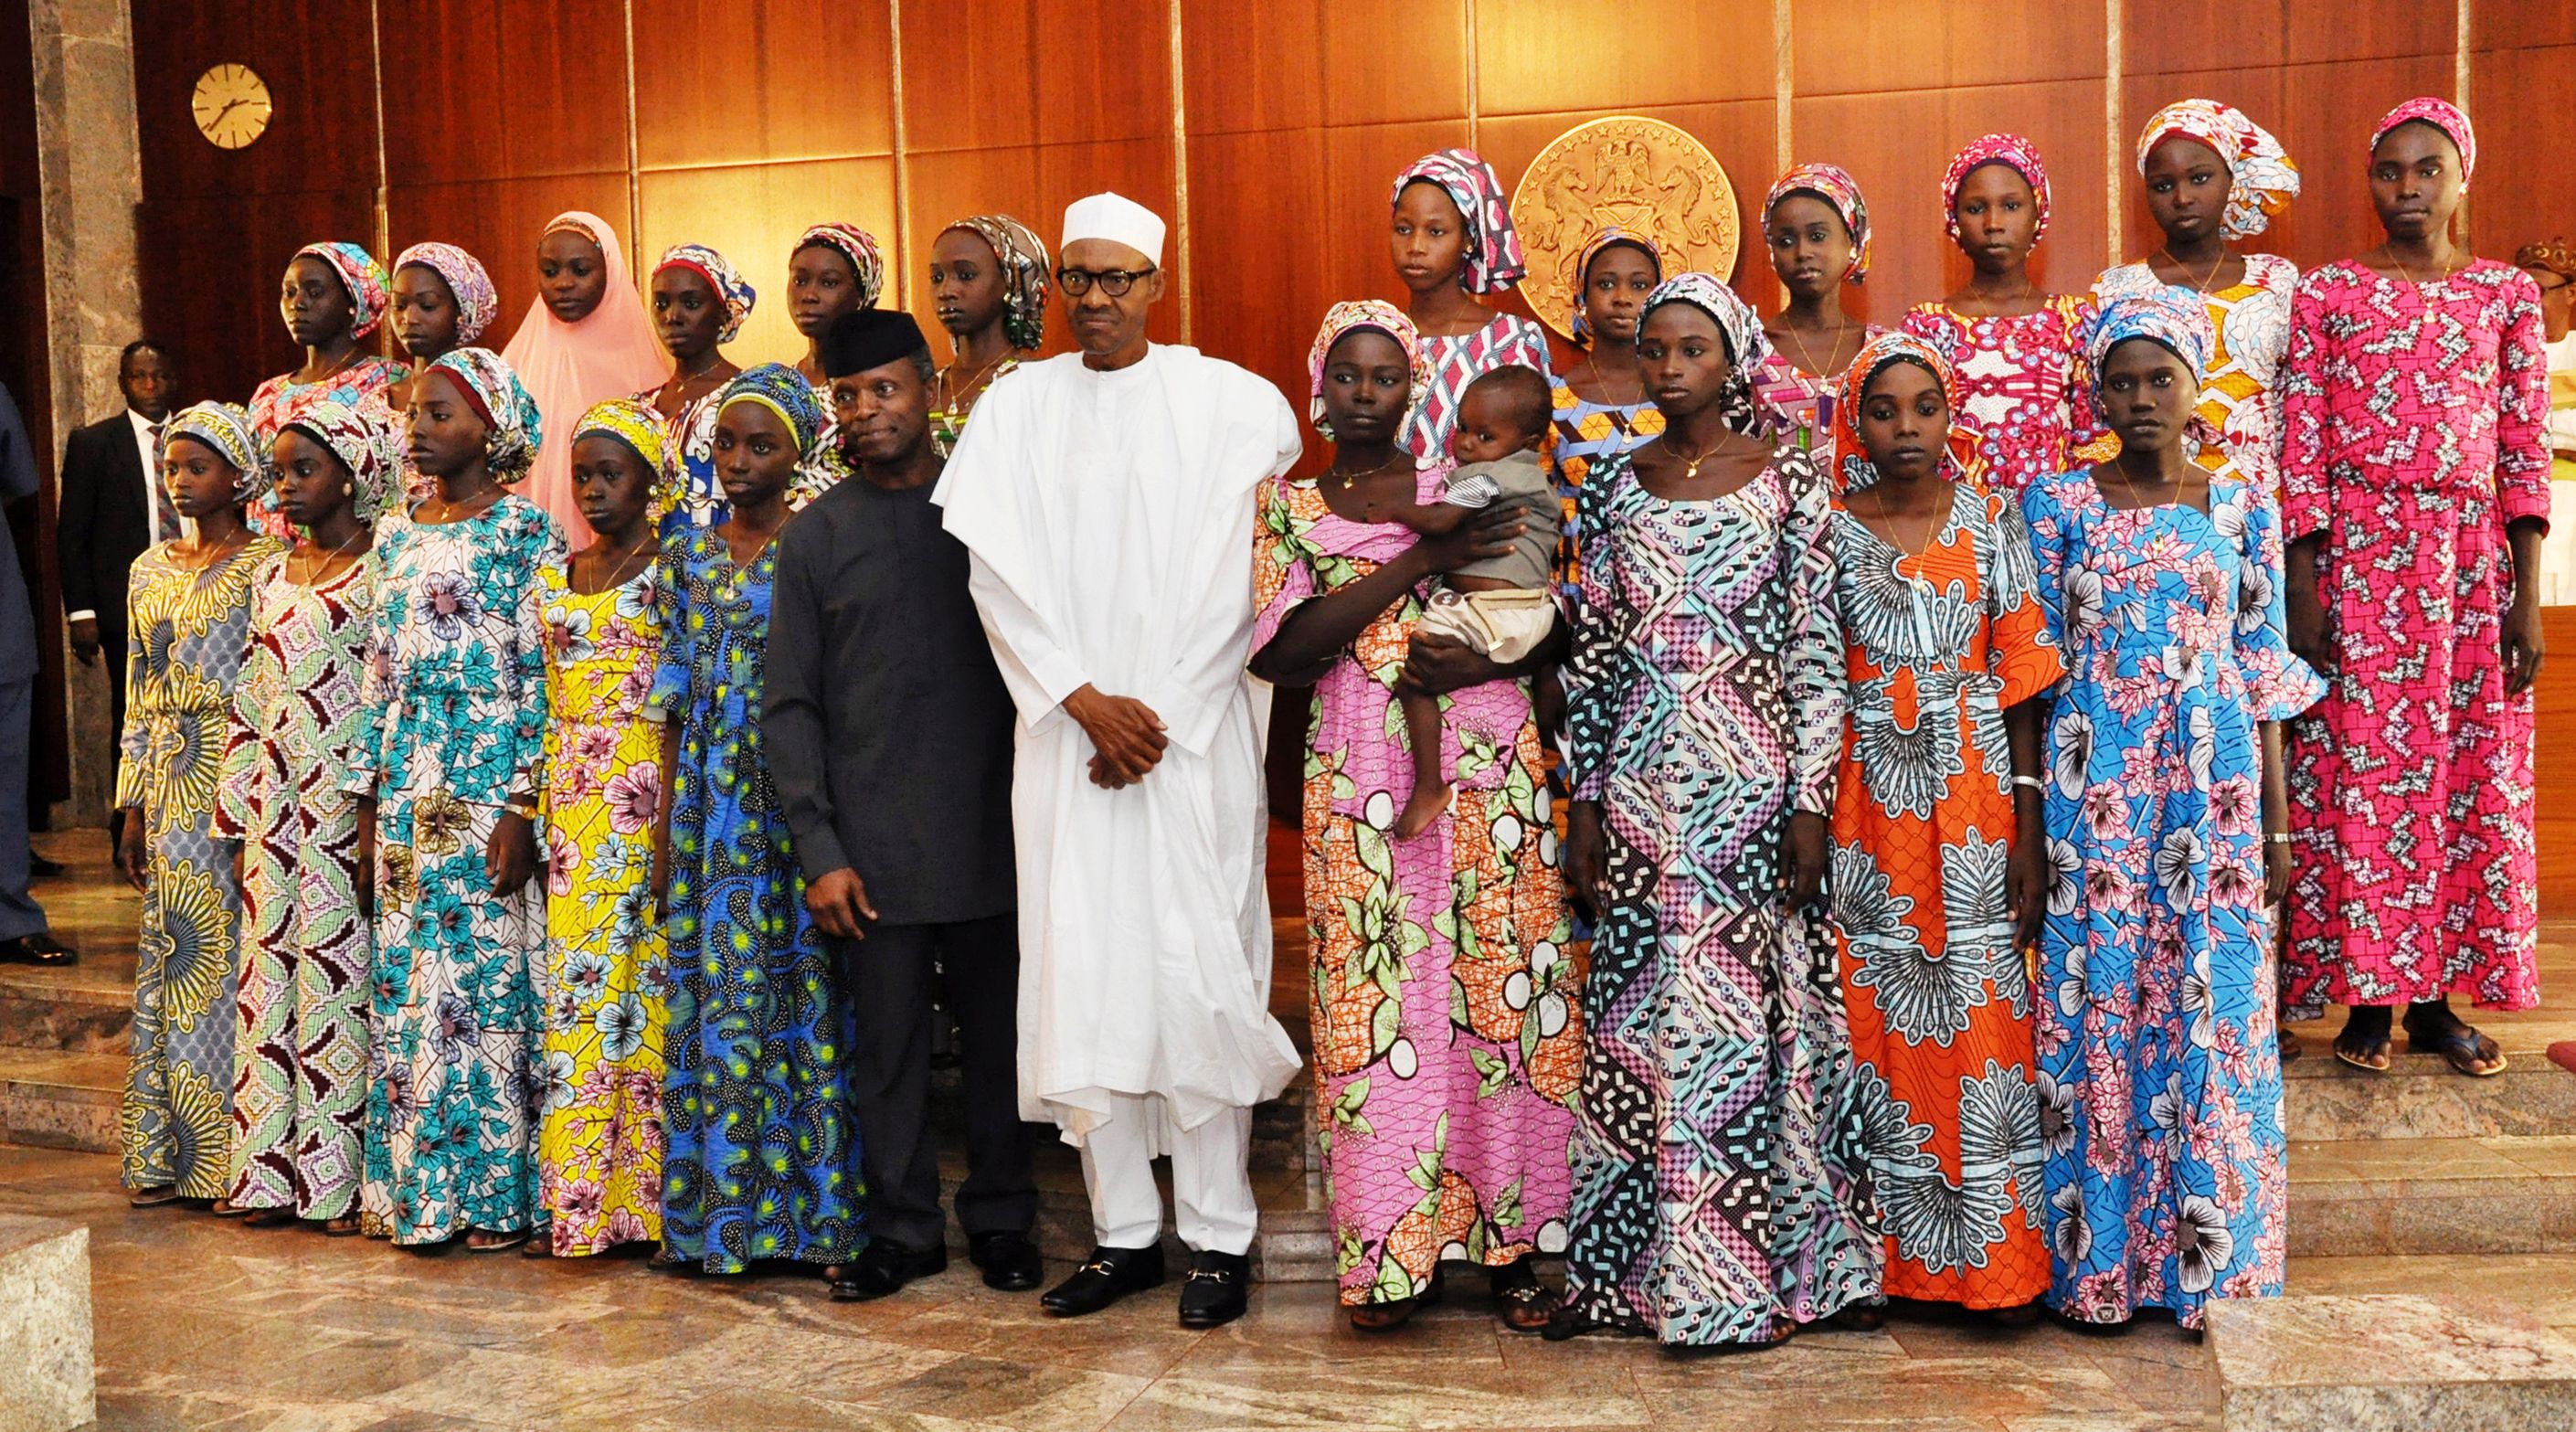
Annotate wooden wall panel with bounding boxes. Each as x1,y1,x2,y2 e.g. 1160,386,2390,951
2125,2,2454,73
633,0,896,167
1179,0,1467,134
2475,0,2576,48
135,190,382,404
381,0,629,183
1793,80,2109,323
1795,0,2104,95
898,0,1170,153
132,0,378,202
635,157,901,370
385,174,637,356
1477,1,1773,111
2469,46,2576,263
2534,606,2576,916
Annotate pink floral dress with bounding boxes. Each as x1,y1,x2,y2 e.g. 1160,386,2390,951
2276,260,2550,1014
1903,297,2115,492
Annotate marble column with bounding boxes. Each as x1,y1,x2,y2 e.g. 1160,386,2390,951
27,0,142,831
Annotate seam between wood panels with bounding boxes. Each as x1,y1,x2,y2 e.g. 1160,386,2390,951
890,0,912,313
2106,0,2124,269
368,0,388,264
1169,0,1192,343
1776,0,1793,175
624,0,641,258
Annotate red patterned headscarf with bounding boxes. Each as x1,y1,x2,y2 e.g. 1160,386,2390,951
1391,148,1529,295
1829,333,1983,495
1942,133,2051,246
1569,227,1662,345
1306,299,1431,439
1765,163,1872,282
2371,96,2476,191
2136,99,2300,241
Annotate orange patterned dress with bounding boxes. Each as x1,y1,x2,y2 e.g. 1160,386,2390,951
1253,465,1580,1308
1826,480,2062,1309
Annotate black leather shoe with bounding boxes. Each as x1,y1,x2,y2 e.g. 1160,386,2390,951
970,1229,1044,1292
1040,1243,1164,1316
27,854,63,878
1176,1250,1251,1328
828,1238,948,1301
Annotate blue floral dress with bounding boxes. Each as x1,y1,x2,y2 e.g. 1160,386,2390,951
353,498,565,1244
2020,469,2322,1329
652,525,864,1272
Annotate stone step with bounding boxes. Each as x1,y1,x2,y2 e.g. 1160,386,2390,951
0,1212,94,1432
0,957,133,1055
0,1049,119,1155
2210,1293,2576,1430
2288,1135,2576,1258
2285,1030,2576,1142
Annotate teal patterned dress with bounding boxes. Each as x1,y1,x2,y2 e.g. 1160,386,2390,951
652,524,864,1272
352,498,565,1243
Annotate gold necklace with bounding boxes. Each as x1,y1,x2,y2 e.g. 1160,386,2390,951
175,533,249,574
1871,484,1946,560
939,351,1012,414
2159,246,2229,294
1664,429,1738,483
2385,245,2455,286
1781,321,1854,379
1323,452,1409,486
1574,355,1640,404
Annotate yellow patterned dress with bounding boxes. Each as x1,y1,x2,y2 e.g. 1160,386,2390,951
117,536,288,1196
533,562,669,1254
2094,255,2299,493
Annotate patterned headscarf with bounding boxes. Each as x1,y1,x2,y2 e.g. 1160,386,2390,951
1829,333,1983,495
716,362,824,459
653,243,756,344
795,223,887,310
2515,237,2576,285
161,401,272,505
277,397,404,525
571,397,674,522
1639,272,1774,435
2084,290,2223,451
1392,148,1529,295
2135,99,2301,241
1569,227,1663,345
1306,300,1433,440
941,215,1052,352
1765,163,1873,282
425,347,544,482
2372,96,2477,190
291,241,393,339
392,241,500,345
1942,133,2051,245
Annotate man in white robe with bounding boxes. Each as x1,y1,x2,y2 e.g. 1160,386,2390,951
934,191,1301,1328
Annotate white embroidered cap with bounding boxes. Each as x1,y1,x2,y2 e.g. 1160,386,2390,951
1060,191,1166,268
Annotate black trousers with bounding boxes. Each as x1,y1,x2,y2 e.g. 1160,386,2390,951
101,621,126,843
832,912,1036,1253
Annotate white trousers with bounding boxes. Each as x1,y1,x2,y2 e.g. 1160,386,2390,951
1076,1094,1257,1256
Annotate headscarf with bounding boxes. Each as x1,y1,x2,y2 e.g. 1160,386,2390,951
1828,333,1983,495
502,212,668,537
794,223,887,310
1639,272,1773,434
570,397,673,522
2135,99,2301,241
2372,96,2476,189
1942,133,2051,245
1306,300,1433,439
1568,227,1663,345
716,362,823,459
940,215,1052,352
277,397,404,525
161,401,271,504
2515,237,2576,285
391,241,500,345
425,347,543,483
654,243,756,344
1391,148,1529,295
2083,290,2223,451
1765,164,1873,282
291,241,393,339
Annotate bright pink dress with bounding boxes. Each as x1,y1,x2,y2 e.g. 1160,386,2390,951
1901,297,2113,492
1253,461,1578,1308
2278,259,2549,1013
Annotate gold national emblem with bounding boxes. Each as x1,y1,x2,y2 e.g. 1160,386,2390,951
1510,116,1739,342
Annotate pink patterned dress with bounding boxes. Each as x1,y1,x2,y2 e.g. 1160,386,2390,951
1403,313,1553,460
1747,330,1883,453
1902,297,2114,492
249,358,410,537
2277,260,2550,1014
1253,462,1578,1308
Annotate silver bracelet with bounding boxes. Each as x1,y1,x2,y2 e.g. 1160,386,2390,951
2010,775,2045,790
2263,833,2293,845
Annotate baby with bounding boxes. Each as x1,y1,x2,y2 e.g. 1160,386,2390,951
1391,364,1562,840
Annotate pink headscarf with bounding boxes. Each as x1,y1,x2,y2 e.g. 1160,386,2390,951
499,211,668,538
2371,97,2477,190
1943,133,2051,245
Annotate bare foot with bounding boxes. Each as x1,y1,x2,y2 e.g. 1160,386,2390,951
1394,780,1450,841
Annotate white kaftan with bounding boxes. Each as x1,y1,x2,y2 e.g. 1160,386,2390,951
935,345,1303,1149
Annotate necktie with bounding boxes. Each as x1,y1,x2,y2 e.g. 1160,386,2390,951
147,423,179,542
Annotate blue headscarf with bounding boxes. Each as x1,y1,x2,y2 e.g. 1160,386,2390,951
716,362,824,459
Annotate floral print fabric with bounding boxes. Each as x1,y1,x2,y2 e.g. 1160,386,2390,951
1829,483,2061,1309
652,526,864,1272
2094,259,2300,493
1253,465,1579,1309
2277,260,2549,1013
1559,452,1878,1345
354,499,563,1243
535,565,670,1255
2021,468,2321,1329
118,537,285,1197
216,553,377,1218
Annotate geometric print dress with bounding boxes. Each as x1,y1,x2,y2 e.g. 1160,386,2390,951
216,551,379,1219
1828,483,2062,1310
352,499,565,1243
1560,451,1878,1345
117,536,286,1197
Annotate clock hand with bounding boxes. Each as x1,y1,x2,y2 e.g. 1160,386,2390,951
207,96,242,124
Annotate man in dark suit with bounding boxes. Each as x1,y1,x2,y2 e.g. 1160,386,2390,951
0,381,67,963
56,340,178,851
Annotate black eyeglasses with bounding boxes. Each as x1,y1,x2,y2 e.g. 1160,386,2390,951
1055,265,1156,297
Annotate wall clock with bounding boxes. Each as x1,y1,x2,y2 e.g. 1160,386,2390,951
191,63,272,150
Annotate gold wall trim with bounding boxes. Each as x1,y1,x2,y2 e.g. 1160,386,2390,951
1168,0,1193,343
2105,0,2125,268
367,0,389,261
623,0,642,252
889,0,913,313
1462,0,1479,150
1774,0,1793,175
